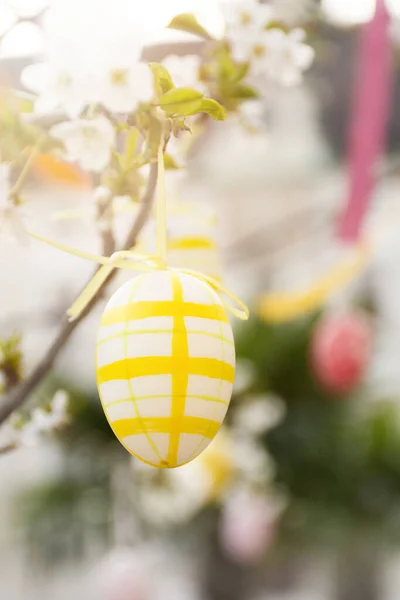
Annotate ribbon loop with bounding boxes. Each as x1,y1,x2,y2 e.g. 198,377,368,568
28,231,250,322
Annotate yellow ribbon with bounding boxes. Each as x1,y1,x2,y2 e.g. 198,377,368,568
257,241,370,323
28,230,249,321
28,142,249,322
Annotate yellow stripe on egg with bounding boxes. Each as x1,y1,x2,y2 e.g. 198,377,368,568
96,270,235,469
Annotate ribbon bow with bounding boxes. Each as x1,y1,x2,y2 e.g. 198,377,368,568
28,144,249,322
28,231,249,321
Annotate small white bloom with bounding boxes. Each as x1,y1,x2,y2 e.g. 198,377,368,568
251,28,315,86
50,390,69,425
239,100,266,132
234,358,256,394
234,394,286,434
50,117,116,172
0,421,19,449
94,185,112,206
134,459,211,527
162,55,203,91
20,390,69,447
96,57,153,114
222,0,273,61
233,435,275,484
21,60,91,119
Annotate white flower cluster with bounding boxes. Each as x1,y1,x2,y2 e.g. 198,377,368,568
21,0,153,173
21,0,152,119
0,390,69,451
221,0,315,86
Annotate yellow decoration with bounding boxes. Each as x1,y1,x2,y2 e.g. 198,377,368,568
96,270,235,468
257,242,370,323
29,136,248,468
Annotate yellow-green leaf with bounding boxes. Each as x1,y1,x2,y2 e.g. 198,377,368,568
231,84,259,99
149,62,175,95
159,87,204,116
194,98,227,121
168,13,214,40
232,62,250,84
164,154,181,169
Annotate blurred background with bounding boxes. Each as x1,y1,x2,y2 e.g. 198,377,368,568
2,0,400,598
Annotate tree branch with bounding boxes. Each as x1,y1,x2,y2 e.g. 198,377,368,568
0,161,158,425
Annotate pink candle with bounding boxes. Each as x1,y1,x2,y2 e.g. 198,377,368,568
338,0,392,242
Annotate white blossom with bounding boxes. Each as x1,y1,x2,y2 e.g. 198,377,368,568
50,117,116,172
237,100,266,132
134,458,211,527
221,0,273,61
234,358,256,394
20,390,69,447
21,60,91,119
234,394,286,434
251,28,315,86
162,54,204,90
92,45,153,113
21,0,152,117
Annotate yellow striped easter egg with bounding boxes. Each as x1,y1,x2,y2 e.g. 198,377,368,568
96,270,235,468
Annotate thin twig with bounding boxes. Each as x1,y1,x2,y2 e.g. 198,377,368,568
9,143,41,201
96,191,116,256
0,161,158,425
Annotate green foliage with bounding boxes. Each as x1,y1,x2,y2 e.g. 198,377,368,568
230,84,259,100
192,98,227,121
236,313,400,547
164,153,181,169
149,62,175,96
159,87,227,121
0,333,23,391
168,13,214,40
159,87,205,116
202,46,258,111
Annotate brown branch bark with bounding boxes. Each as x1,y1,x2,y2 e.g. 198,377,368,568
0,161,158,425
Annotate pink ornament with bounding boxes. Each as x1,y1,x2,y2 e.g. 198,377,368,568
311,312,372,394
220,492,277,565
95,549,150,600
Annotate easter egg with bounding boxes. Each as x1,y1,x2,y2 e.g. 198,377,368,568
140,201,223,281
311,311,372,394
96,270,235,468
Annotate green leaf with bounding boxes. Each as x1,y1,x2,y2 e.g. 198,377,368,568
194,98,227,121
159,87,204,116
232,62,250,84
231,84,259,99
164,154,181,169
168,13,214,40
149,62,175,95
